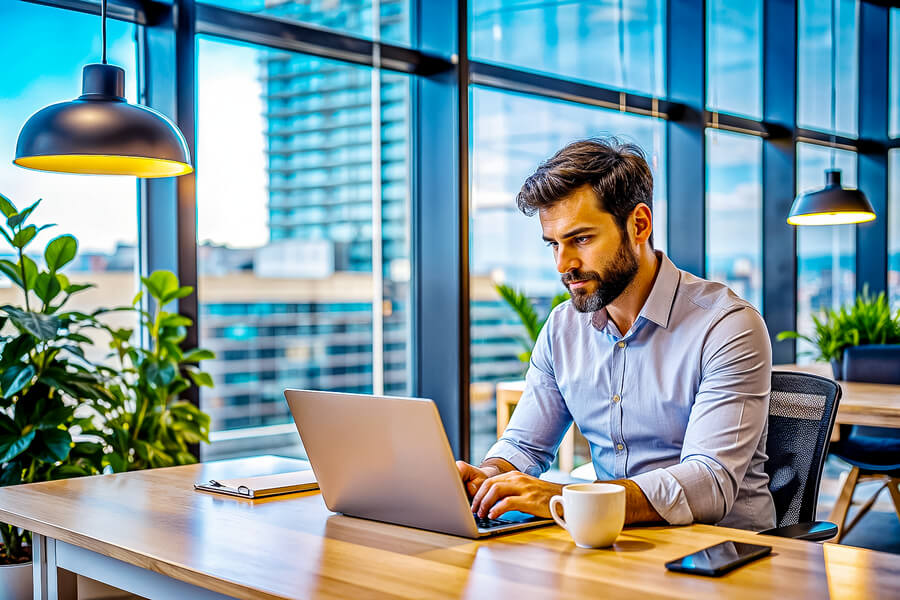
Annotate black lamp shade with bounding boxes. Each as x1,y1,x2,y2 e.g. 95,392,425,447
14,64,192,178
787,169,875,226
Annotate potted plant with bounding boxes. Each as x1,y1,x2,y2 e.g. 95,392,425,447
494,283,569,366
777,288,900,379
0,194,114,595
80,270,214,471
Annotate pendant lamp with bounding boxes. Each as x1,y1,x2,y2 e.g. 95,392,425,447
13,0,192,178
787,169,875,225
787,0,873,227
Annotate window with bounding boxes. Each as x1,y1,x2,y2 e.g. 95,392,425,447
706,0,762,119
0,1,139,365
201,0,413,46
890,149,900,306
197,36,411,458
797,0,859,137
705,129,762,310
468,86,666,461
795,142,858,361
469,0,665,96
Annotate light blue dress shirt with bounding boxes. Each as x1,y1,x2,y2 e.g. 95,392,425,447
486,252,776,531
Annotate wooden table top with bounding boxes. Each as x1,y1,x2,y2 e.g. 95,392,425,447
496,363,900,429
0,456,898,599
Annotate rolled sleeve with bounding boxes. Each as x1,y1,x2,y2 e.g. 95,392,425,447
632,306,771,525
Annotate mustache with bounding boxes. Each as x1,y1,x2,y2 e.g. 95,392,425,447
561,269,601,284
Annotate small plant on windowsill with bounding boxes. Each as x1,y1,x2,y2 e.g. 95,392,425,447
80,270,215,472
494,283,570,367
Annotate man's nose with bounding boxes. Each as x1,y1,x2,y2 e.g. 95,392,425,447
556,246,580,274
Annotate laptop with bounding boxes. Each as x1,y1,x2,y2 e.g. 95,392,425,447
284,389,554,538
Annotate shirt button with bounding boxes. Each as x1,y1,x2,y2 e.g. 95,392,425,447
617,341,626,348
612,394,620,403
616,443,625,451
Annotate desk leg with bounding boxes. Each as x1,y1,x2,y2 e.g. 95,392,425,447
32,533,56,600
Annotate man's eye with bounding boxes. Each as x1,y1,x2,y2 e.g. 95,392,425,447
545,241,558,248
575,236,591,244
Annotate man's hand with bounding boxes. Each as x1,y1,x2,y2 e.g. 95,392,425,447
470,471,564,519
456,461,499,499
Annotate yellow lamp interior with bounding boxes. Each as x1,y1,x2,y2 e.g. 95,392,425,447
14,155,193,178
787,211,876,226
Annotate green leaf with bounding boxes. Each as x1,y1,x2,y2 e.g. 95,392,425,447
0,334,35,366
132,290,143,306
144,360,177,387
142,270,179,302
34,272,62,305
34,404,75,430
2,306,60,340
103,452,128,473
0,193,18,218
0,364,35,397
160,285,194,306
64,283,93,295
44,234,77,272
7,199,40,229
157,312,192,329
0,430,35,463
186,369,214,388
0,259,22,287
19,255,38,291
33,428,72,462
181,348,215,362
11,224,37,249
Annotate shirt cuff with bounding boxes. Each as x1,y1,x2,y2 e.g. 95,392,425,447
483,439,543,477
630,468,695,525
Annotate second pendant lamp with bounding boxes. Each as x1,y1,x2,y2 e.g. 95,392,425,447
13,0,192,178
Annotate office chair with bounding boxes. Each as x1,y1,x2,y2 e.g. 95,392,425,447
758,370,841,542
827,346,900,543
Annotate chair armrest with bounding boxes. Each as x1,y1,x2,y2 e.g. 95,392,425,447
757,520,837,542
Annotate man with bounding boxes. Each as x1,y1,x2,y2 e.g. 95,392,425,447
458,138,775,531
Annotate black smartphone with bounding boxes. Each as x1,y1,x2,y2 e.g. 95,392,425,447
665,540,772,577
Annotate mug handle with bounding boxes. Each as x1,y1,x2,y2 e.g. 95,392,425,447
549,495,566,530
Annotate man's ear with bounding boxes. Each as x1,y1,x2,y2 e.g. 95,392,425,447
631,203,653,244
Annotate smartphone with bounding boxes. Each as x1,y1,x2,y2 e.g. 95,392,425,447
665,540,772,577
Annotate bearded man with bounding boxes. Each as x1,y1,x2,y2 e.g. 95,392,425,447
457,138,775,531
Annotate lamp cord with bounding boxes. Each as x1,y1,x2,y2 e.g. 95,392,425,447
829,0,837,169
101,0,107,64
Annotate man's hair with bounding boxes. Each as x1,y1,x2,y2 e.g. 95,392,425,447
516,138,654,246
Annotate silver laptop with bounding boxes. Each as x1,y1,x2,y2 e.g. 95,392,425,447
284,389,553,538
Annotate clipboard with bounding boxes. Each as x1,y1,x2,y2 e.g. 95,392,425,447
194,469,318,498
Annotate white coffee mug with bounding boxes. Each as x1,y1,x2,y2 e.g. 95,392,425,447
549,483,626,548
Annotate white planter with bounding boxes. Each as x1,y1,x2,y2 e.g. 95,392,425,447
0,561,32,600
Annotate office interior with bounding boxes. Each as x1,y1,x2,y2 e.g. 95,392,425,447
1,0,900,598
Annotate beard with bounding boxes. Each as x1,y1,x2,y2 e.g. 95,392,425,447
561,240,639,313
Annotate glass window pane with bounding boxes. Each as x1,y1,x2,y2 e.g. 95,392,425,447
706,0,762,119
797,0,859,137
469,86,666,462
705,129,762,310
202,0,413,47
0,2,138,365
891,9,899,138
890,149,900,305
470,0,665,96
795,142,858,362
197,36,411,459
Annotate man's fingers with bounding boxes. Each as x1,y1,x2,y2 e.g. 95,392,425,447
475,481,516,517
487,497,518,519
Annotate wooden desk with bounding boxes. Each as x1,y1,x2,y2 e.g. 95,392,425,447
1,456,898,599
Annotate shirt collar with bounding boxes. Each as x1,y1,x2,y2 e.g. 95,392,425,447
590,251,680,333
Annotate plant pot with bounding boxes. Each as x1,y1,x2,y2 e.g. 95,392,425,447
842,345,900,384
830,358,842,381
0,560,32,600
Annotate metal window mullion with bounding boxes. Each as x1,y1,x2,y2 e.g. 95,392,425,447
371,3,384,396
762,0,798,364
855,2,890,297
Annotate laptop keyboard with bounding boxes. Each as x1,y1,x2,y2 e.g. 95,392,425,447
474,515,510,529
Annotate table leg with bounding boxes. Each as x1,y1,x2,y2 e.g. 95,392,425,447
32,533,57,600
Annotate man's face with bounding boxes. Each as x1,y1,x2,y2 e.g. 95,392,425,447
539,186,639,313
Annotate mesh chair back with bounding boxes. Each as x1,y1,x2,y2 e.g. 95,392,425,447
765,371,841,527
